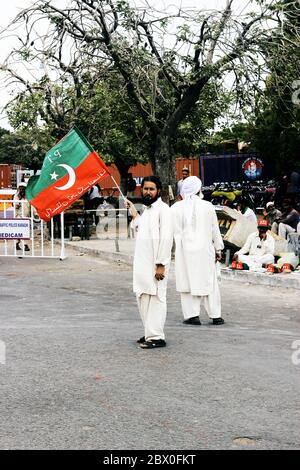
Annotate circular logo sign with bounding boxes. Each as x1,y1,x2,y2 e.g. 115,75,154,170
242,157,263,180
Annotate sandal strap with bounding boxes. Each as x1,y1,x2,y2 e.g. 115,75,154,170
140,341,155,349
140,339,166,349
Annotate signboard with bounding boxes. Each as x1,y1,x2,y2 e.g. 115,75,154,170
242,157,264,180
0,218,31,240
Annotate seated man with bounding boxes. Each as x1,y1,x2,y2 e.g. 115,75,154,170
272,198,300,239
232,219,275,270
263,201,282,230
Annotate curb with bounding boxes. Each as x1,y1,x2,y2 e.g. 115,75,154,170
65,241,300,290
221,267,300,290
64,241,133,265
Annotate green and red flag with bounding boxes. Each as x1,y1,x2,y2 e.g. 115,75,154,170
26,127,110,221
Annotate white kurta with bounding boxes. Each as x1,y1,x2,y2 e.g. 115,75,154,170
235,231,275,257
235,231,275,269
132,197,173,300
171,198,224,296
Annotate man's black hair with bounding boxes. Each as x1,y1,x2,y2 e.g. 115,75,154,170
239,196,250,207
141,176,162,191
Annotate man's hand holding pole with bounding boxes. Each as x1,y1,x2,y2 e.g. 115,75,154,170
125,199,139,219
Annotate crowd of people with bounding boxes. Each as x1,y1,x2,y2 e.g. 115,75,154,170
221,170,300,273
264,199,300,238
231,197,300,272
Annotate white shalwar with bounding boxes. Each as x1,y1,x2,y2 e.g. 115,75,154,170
132,198,173,341
235,231,275,270
171,198,224,320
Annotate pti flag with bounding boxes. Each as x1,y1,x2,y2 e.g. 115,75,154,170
26,127,110,221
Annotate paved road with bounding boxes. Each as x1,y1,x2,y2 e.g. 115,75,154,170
0,249,299,450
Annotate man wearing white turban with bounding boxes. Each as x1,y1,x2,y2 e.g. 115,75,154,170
171,176,225,325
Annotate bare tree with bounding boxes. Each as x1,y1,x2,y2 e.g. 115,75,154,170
0,38,103,138
1,0,286,197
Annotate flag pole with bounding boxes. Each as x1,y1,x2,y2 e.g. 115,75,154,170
110,175,127,201
109,175,126,248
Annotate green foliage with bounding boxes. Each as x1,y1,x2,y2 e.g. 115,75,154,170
7,92,44,129
0,127,54,169
4,68,231,174
201,0,300,174
5,71,152,172
175,82,232,156
248,0,300,173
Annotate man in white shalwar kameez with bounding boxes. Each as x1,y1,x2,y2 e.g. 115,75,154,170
233,219,275,270
171,176,225,325
126,176,173,349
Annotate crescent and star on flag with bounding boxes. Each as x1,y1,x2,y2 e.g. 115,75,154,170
50,164,76,191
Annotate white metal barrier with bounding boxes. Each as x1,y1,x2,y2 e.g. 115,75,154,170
0,199,66,259
88,206,142,237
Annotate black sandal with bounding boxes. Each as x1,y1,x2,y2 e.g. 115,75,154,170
212,317,225,325
136,336,145,344
140,339,166,349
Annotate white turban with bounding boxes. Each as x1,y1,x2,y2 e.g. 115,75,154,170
180,176,202,198
180,176,203,225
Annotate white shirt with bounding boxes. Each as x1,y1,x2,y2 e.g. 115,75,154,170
242,207,257,224
236,231,275,257
171,197,224,296
131,198,173,299
176,179,185,196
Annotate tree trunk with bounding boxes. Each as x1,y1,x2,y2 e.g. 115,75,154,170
114,159,130,196
153,133,176,205
119,172,128,196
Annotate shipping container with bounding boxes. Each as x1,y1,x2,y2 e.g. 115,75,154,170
0,164,23,189
0,165,12,189
199,153,274,186
176,158,199,179
99,162,152,196
100,158,199,196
